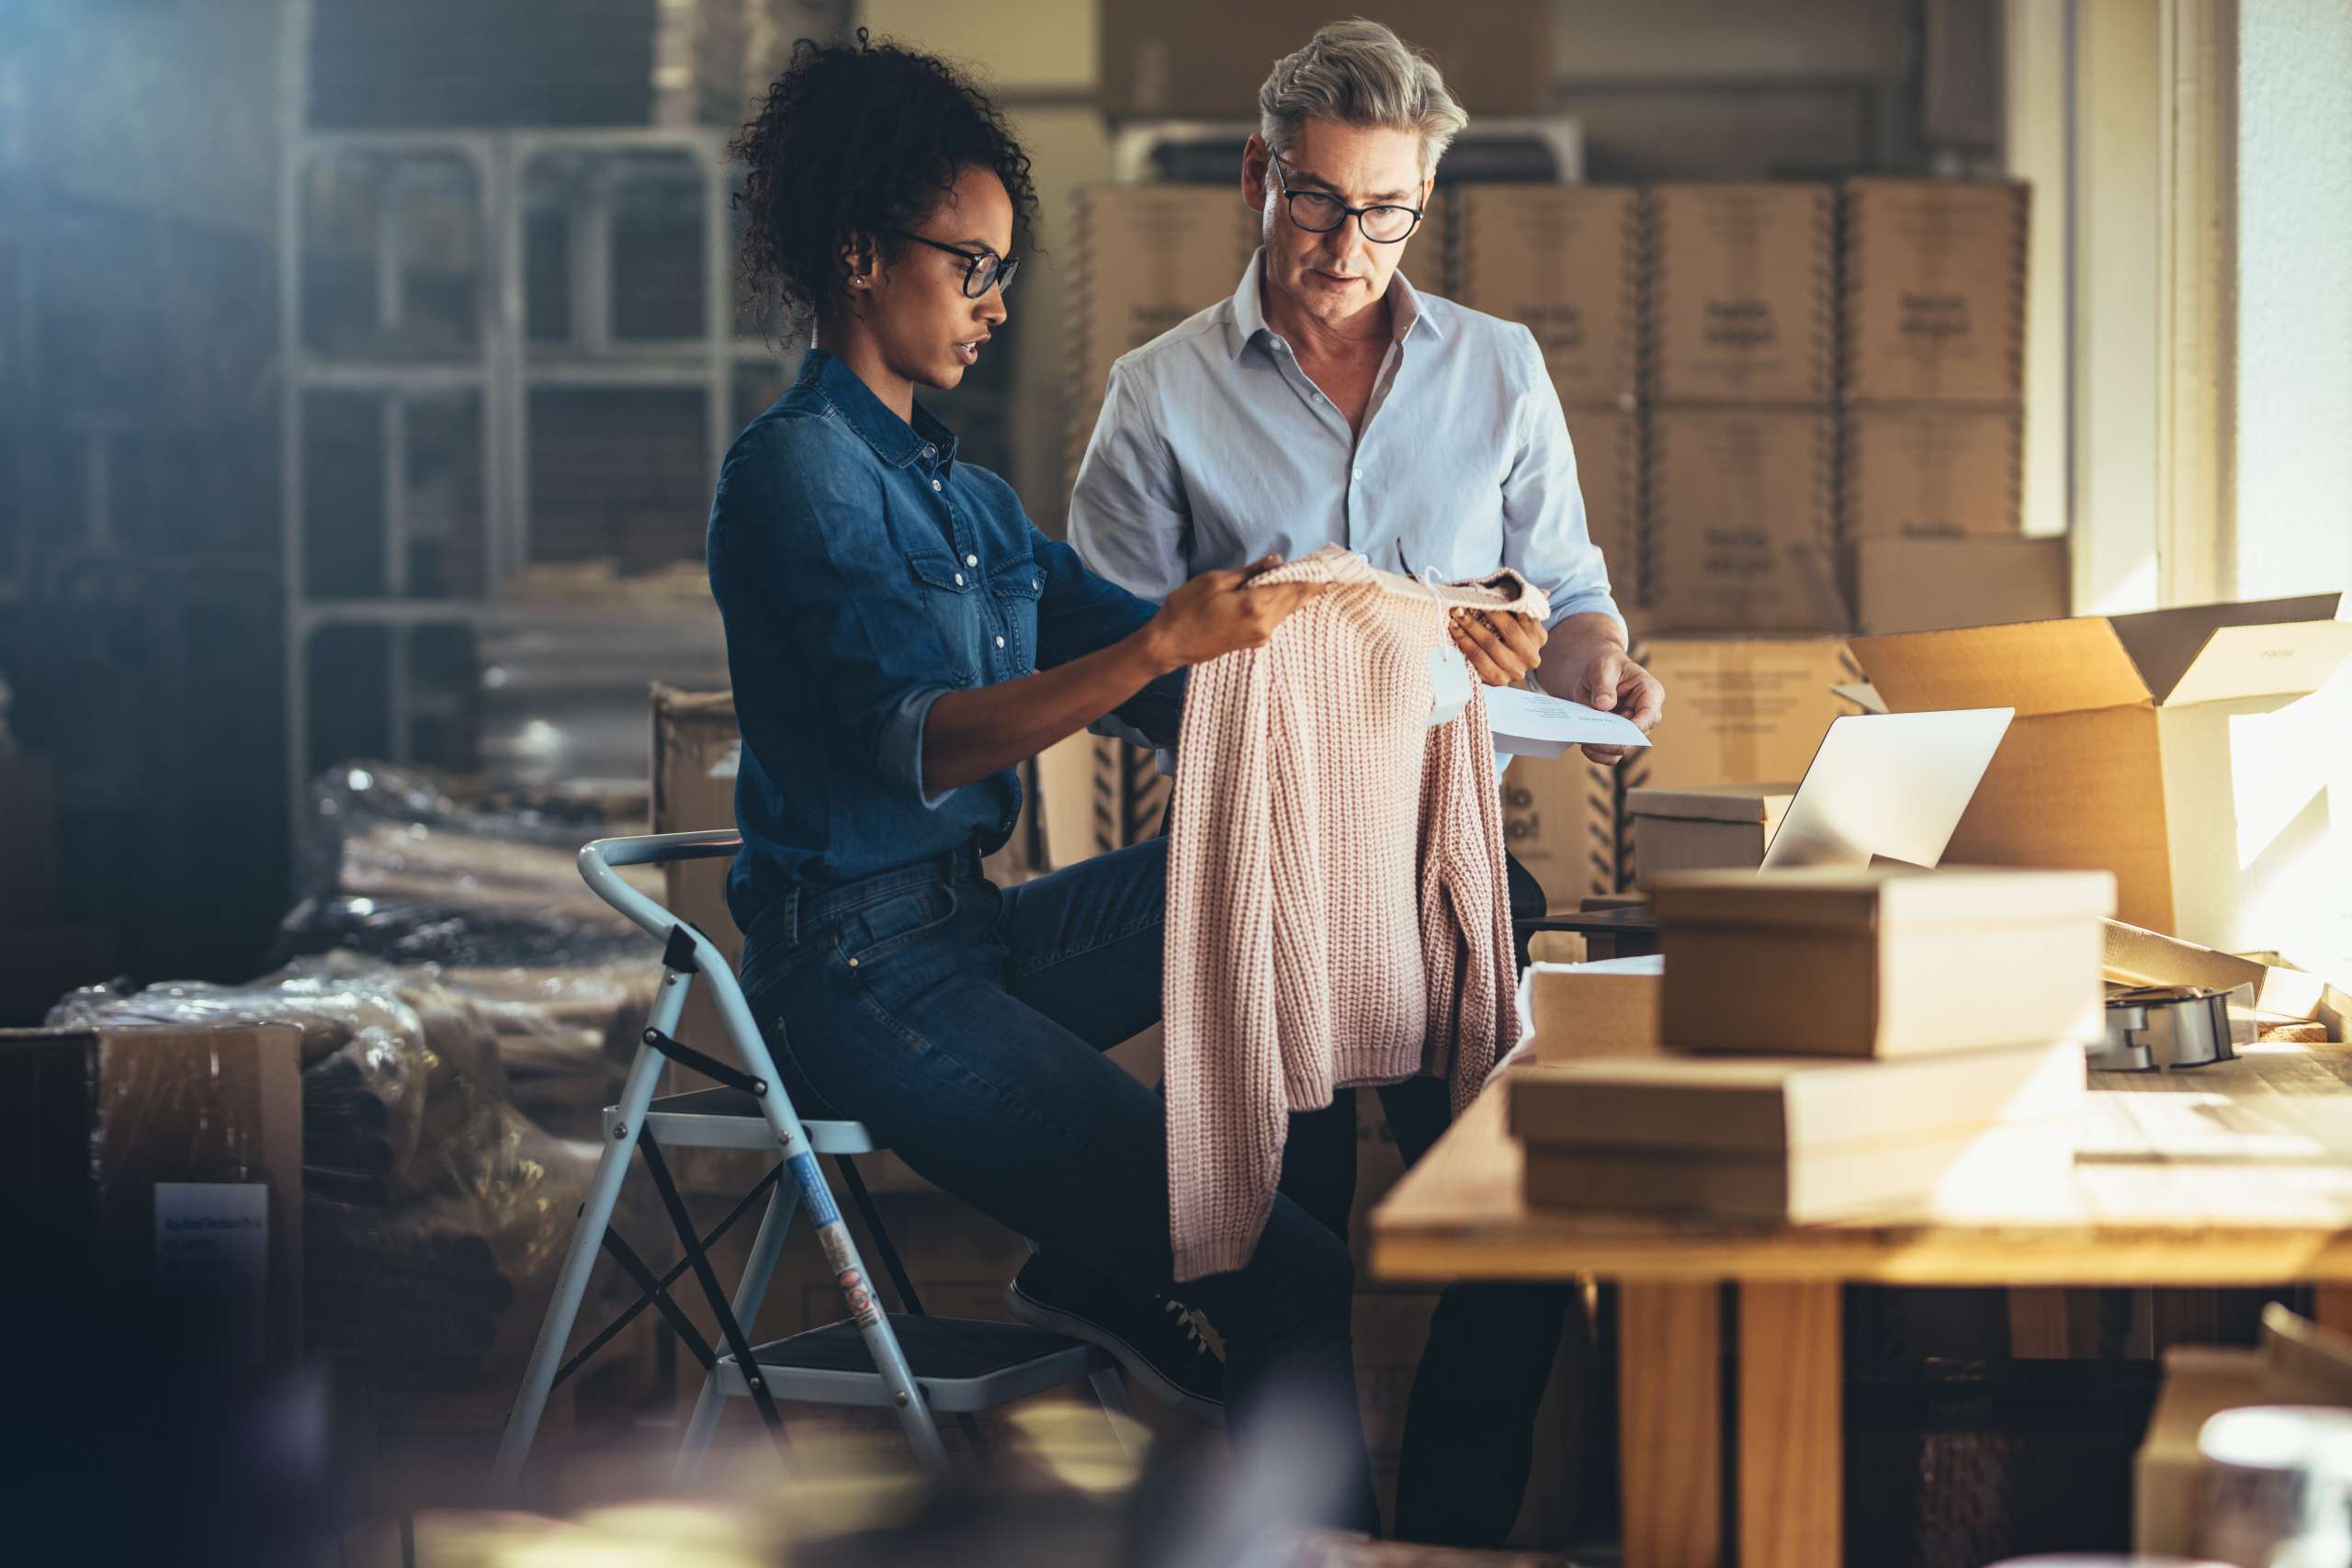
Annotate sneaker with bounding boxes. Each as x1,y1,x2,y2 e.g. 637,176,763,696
1006,1255,1226,1425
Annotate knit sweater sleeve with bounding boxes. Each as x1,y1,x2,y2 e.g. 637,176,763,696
1418,685,1516,1116
1163,638,1290,1283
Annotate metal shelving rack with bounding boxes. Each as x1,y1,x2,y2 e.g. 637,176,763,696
279,34,778,851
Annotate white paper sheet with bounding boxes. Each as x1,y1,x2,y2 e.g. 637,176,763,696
1484,684,1654,757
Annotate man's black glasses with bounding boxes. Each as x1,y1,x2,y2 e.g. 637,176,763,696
893,231,1020,298
1270,152,1424,244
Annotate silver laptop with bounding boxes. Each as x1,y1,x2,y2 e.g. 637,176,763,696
1758,708,2015,872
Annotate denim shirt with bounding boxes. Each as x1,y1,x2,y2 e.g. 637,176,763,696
707,349,1179,931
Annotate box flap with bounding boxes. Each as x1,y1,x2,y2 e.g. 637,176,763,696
2104,595,2339,701
1851,619,2154,716
2161,621,2352,707
1832,682,1889,715
1627,785,1799,825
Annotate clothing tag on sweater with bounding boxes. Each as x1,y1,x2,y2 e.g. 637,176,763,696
1427,647,1472,728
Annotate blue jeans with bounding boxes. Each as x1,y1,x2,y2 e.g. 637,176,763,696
738,837,1377,1531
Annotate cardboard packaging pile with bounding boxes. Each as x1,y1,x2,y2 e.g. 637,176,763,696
1645,184,1843,635
1838,179,2064,633
1509,867,2114,1222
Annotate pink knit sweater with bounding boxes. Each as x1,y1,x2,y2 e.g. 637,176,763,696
1162,546,1545,1281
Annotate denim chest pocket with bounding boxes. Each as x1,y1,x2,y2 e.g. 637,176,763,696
905,549,981,686
831,882,960,973
989,556,1042,672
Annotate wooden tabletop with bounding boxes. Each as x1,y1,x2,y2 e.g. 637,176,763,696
1369,1039,2352,1287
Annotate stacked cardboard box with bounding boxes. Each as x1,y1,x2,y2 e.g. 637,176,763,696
1839,179,2064,632
1065,186,1261,502
1453,185,1645,609
1646,184,1843,635
1510,867,2113,1222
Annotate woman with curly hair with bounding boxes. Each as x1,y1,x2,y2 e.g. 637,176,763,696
711,34,1377,1526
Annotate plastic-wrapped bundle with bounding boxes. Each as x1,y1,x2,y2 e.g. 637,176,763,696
49,955,656,1414
439,963,652,1141
276,762,664,969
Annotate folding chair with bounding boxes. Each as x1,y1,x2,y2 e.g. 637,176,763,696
494,830,1131,1490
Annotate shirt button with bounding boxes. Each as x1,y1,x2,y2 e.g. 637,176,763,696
931,479,943,491
965,554,978,567
1352,468,1363,481
1031,579,1040,590
954,572,965,587
994,635,1006,648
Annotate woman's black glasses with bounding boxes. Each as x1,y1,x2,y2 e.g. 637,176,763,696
893,231,1020,298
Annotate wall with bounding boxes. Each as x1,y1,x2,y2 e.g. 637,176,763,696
0,0,281,236
2234,0,2352,602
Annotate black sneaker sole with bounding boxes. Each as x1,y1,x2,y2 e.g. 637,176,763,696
1004,1280,1226,1427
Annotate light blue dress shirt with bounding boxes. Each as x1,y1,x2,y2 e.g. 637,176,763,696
1069,250,1623,632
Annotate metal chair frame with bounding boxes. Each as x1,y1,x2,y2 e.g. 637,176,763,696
493,830,1128,1490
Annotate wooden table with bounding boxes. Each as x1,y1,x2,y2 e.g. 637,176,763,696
1368,1040,2352,1568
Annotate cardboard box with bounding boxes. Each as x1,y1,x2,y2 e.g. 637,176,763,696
2133,1309,2352,1556
1522,1114,2074,1223
0,1023,303,1365
1649,184,1837,404
1851,595,2352,947
1521,954,1665,1064
1098,0,1551,120
1512,1039,2084,1221
1851,536,2069,635
1563,402,1645,625
651,685,744,1067
1034,731,1100,871
1067,186,1261,486
1092,737,1170,856
1651,866,2114,1057
1627,784,1795,881
1512,1037,2086,1152
1646,407,1844,633
1625,636,1861,807
2134,1346,2263,1557
1498,750,1625,912
0,751,57,926
1453,185,1644,408
1842,402,2024,539
1841,179,2029,405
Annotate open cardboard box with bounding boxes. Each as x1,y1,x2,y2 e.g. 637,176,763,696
1852,595,2352,953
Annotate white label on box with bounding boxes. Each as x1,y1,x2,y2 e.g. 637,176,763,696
1486,684,1654,757
154,1182,270,1365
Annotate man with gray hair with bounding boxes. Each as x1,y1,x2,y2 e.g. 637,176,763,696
1068,16,1660,1548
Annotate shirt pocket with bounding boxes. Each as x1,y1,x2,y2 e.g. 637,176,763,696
904,548,981,686
988,555,1043,674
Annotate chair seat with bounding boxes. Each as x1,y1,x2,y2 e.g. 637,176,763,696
713,1314,1115,1414
607,1085,877,1155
